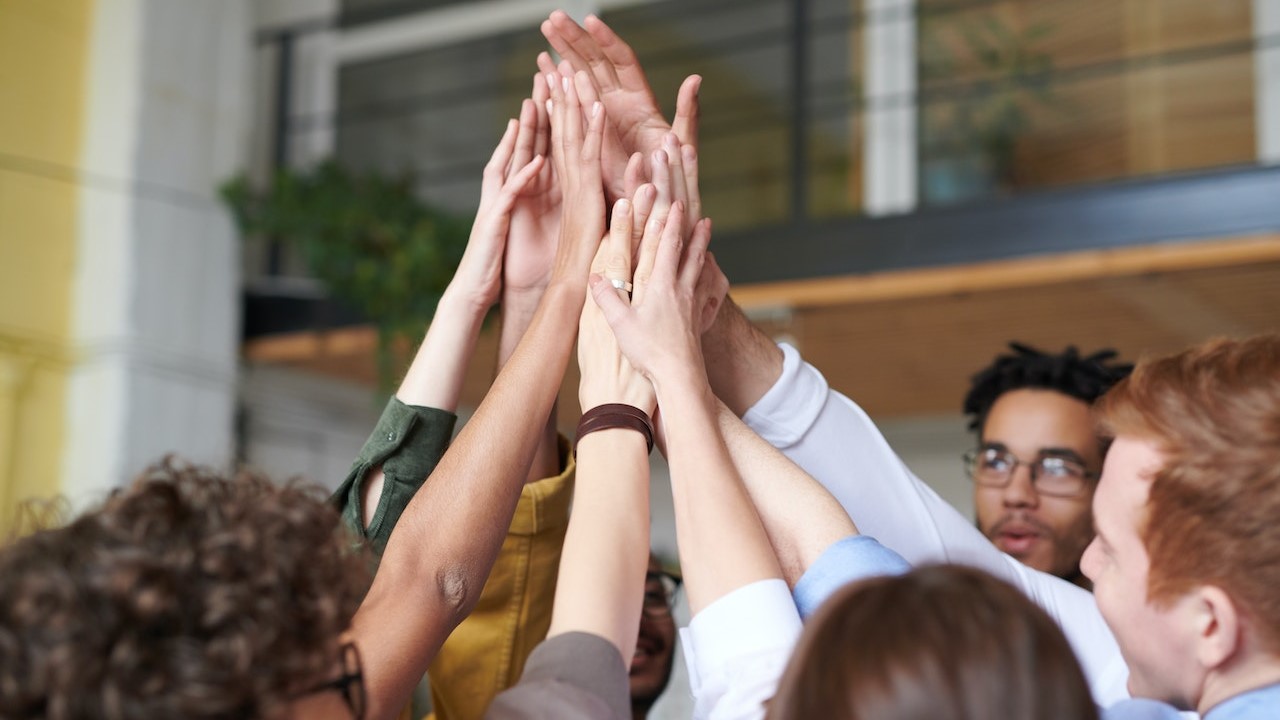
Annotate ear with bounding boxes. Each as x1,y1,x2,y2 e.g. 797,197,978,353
1192,585,1241,671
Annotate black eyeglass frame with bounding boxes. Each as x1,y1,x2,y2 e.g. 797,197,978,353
962,447,1099,499
300,641,366,720
642,570,683,619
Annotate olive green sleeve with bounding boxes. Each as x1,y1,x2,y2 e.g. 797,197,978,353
331,396,457,557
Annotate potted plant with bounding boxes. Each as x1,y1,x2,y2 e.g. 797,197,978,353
222,162,471,388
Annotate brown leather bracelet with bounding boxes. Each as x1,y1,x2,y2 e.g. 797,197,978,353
574,403,655,457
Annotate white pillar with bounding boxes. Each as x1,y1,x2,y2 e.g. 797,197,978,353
1256,0,1280,164
64,0,251,504
863,0,917,215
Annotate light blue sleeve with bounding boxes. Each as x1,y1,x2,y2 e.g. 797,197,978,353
1101,699,1186,720
792,534,911,619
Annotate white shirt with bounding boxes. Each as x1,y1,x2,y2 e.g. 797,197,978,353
743,343,1131,707
679,343,1135,719
680,579,801,720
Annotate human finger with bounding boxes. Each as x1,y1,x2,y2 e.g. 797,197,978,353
509,99,537,177
483,118,519,198
681,143,702,225
603,199,633,301
663,133,690,213
549,11,621,90
588,272,632,330
673,75,702,149
629,183,656,256
623,152,646,199
630,204,665,307
531,71,551,159
678,216,711,289
651,202,686,288
583,14,649,97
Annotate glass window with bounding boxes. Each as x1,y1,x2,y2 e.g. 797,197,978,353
604,0,793,231
918,0,1256,206
335,25,546,214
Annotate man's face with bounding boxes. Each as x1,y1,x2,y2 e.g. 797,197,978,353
1080,437,1201,709
631,556,677,711
973,389,1101,580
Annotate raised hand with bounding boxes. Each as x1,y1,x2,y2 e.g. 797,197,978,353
541,12,701,199
578,191,658,415
449,111,546,314
504,74,562,303
590,202,713,388
646,132,703,255
547,70,608,291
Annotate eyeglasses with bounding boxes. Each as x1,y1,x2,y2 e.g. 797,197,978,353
642,570,683,619
963,447,1098,498
301,641,366,720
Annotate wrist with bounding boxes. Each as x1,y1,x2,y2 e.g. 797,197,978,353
439,284,494,321
574,403,655,457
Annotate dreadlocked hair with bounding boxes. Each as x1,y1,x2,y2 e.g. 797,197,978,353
962,342,1133,433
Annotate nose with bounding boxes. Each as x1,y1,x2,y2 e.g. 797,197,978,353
1080,536,1101,581
1001,462,1040,508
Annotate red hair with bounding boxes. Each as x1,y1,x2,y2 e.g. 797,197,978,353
1096,334,1280,651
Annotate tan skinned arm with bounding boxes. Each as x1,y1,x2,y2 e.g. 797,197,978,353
350,72,608,720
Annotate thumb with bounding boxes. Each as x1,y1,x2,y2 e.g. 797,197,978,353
589,273,631,330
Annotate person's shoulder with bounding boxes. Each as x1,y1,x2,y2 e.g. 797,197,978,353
1101,698,1187,720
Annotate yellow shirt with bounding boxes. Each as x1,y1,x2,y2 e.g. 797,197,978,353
426,441,574,720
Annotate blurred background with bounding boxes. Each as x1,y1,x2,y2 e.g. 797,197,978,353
2,0,1278,699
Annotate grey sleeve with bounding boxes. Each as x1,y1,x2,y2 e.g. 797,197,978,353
484,632,630,720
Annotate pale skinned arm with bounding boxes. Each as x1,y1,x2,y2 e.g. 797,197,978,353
713,401,858,587
591,202,781,616
349,72,608,720
360,110,547,526
498,73,562,483
546,193,657,658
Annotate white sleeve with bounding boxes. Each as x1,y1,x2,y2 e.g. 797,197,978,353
743,343,1131,708
680,579,802,720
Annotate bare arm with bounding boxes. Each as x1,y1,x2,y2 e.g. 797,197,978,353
592,201,781,615
350,72,607,720
546,194,657,657
359,109,546,527
499,73,562,483
714,401,857,587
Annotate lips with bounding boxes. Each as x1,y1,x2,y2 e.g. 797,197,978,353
631,632,661,673
990,517,1050,558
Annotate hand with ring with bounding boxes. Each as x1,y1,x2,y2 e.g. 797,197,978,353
578,185,659,415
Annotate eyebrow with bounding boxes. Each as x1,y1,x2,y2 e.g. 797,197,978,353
979,442,1088,465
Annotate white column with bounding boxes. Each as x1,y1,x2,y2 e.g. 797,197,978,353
64,0,251,504
863,0,917,215
1256,0,1280,164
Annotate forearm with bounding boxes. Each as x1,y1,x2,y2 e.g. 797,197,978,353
658,367,782,615
702,297,784,417
395,289,488,412
715,400,857,587
547,429,649,660
351,284,584,720
358,291,486,528
499,287,561,483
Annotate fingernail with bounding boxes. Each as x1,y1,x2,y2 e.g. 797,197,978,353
562,77,570,92
592,101,601,118
545,99,553,114
545,73,557,90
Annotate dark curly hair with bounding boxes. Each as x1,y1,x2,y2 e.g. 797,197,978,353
962,342,1133,434
0,458,372,720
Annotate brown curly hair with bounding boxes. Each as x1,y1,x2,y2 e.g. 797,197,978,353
0,458,372,720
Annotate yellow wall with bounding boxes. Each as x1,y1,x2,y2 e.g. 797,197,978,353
0,0,94,533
